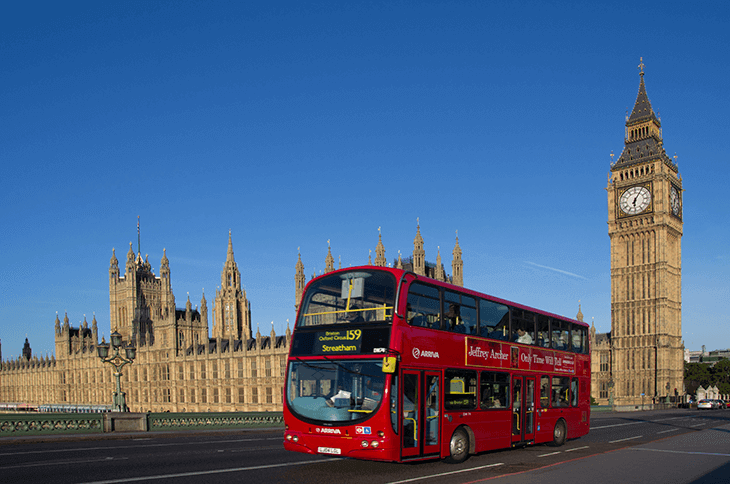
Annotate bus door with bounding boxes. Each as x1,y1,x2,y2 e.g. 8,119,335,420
511,375,535,444
401,369,441,459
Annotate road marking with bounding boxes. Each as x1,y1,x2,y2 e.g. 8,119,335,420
632,448,730,458
385,463,504,484
0,437,275,457
689,422,706,427
565,446,589,452
657,428,679,434
537,451,561,457
651,416,686,422
592,416,696,430
591,421,643,430
1,456,129,470
609,435,643,443
77,458,341,484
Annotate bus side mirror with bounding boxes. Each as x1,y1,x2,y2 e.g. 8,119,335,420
382,356,396,373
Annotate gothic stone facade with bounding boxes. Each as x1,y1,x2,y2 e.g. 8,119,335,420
592,63,684,407
0,234,289,412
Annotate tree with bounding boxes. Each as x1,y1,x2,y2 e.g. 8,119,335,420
685,362,711,387
711,359,730,394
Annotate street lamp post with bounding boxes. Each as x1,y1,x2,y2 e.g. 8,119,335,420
97,330,136,412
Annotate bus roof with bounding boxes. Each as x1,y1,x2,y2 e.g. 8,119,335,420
302,265,589,328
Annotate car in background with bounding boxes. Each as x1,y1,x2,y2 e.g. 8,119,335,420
716,399,727,409
697,399,713,409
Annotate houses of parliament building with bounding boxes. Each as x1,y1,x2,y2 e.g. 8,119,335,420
0,226,462,412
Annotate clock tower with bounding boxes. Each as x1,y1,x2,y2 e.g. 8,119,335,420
606,60,684,407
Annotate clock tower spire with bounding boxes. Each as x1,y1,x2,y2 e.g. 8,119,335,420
605,60,684,408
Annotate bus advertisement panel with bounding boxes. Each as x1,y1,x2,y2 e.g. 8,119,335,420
466,338,576,374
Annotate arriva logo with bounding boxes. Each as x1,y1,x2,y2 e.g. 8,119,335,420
316,427,342,434
412,347,439,359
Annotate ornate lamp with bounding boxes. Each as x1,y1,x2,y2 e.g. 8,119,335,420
97,330,136,412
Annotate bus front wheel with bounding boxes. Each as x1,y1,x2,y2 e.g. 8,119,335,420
446,428,469,463
549,419,567,447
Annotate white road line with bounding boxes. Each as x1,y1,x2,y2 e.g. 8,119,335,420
591,421,643,430
632,448,730,458
689,422,706,427
385,463,504,484
565,446,589,452
0,437,274,457
657,428,679,434
2,456,129,470
609,435,643,443
77,458,341,484
537,451,561,457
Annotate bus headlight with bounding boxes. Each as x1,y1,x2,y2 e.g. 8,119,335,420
286,434,292,441
371,440,379,448
361,440,369,448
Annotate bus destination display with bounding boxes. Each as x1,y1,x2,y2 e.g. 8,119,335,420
313,329,362,355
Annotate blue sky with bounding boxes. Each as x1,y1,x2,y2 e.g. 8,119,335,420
1,1,728,360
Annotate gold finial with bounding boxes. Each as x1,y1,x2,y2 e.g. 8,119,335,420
674,153,678,164
610,151,615,163
638,57,645,76
327,239,330,247
416,217,419,226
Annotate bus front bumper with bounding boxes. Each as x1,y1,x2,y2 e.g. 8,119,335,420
284,430,397,462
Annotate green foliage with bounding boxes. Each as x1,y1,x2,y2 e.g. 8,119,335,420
685,359,730,395
590,396,598,406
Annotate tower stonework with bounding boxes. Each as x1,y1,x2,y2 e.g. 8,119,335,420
606,61,684,407
212,232,252,342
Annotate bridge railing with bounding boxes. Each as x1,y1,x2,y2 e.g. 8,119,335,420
0,413,104,436
0,411,284,437
148,412,284,431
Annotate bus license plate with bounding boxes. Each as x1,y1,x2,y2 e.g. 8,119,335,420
318,446,341,455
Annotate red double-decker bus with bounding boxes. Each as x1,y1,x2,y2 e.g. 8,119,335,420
283,266,590,463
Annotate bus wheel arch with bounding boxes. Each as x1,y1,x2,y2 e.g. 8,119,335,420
445,425,473,464
549,418,567,447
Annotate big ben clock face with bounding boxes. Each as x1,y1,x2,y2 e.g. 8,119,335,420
670,185,682,217
619,185,652,215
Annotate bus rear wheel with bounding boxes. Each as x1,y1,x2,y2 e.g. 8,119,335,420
549,420,567,447
446,428,469,463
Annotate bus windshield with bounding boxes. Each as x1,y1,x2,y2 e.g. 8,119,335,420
287,360,386,423
297,269,396,327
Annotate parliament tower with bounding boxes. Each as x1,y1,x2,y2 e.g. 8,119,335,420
606,60,684,406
